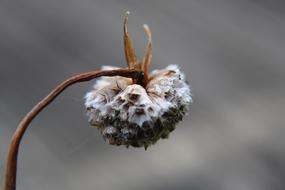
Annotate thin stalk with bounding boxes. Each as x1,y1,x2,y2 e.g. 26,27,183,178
3,68,143,190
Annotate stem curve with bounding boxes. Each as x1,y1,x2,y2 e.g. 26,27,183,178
3,68,143,190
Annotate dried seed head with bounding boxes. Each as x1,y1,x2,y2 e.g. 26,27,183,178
84,13,192,148
85,65,192,148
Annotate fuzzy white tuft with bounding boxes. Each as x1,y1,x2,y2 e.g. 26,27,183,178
85,65,192,148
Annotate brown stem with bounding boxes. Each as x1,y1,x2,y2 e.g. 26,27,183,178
3,68,143,190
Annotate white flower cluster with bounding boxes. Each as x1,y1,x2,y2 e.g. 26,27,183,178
85,65,192,148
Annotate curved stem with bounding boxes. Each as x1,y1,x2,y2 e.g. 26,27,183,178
3,68,143,190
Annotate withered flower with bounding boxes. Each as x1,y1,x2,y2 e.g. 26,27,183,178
85,12,192,149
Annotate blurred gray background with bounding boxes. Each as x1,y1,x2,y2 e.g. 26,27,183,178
1,0,285,190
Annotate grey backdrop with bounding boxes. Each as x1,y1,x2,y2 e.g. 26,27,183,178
1,0,285,190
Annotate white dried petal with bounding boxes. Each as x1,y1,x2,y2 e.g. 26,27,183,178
85,65,192,148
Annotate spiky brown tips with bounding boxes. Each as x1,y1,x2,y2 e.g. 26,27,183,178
123,12,154,87
124,11,137,69
142,24,152,87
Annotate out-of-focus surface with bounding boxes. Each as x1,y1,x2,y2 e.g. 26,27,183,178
1,0,285,189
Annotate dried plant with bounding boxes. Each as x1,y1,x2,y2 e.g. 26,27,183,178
85,12,192,149
3,12,192,190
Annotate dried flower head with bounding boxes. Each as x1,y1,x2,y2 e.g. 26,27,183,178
85,12,192,149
